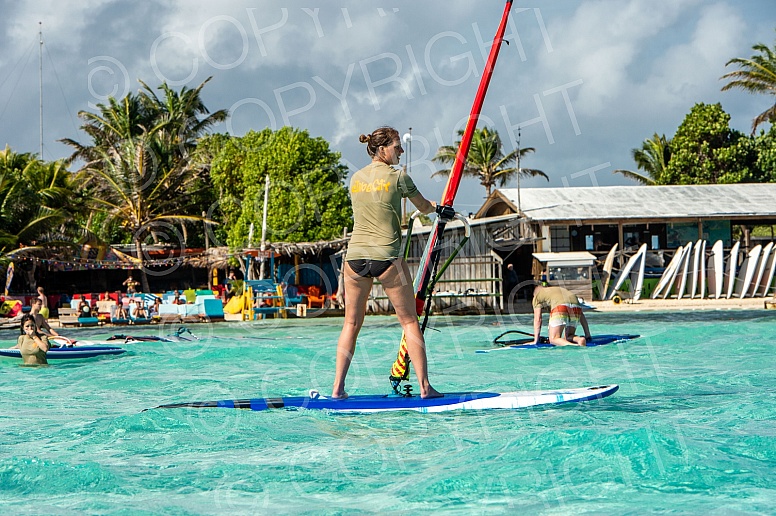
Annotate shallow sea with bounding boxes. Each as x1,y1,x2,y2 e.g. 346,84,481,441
0,309,774,514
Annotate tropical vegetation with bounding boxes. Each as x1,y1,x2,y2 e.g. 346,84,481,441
61,78,227,291
617,103,774,185
206,127,352,250
432,127,548,196
613,134,671,185
721,31,776,133
0,146,87,259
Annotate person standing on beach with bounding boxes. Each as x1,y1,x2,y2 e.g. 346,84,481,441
36,286,49,318
532,283,592,347
11,314,50,365
123,274,139,295
332,126,443,400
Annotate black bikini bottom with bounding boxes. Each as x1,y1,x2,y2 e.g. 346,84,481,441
348,259,395,278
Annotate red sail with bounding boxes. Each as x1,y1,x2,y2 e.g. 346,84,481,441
390,1,514,386
440,0,514,207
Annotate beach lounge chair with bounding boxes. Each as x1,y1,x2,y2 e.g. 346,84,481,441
127,304,152,325
77,316,100,327
199,298,225,321
158,304,181,323
109,304,130,325
179,303,201,323
183,289,197,304
58,307,80,327
306,285,326,309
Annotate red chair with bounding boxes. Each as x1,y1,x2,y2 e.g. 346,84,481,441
306,286,326,308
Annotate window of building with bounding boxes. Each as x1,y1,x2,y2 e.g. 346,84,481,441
550,226,570,252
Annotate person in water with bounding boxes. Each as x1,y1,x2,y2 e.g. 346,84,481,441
11,314,50,365
532,283,592,346
332,126,445,400
30,297,58,337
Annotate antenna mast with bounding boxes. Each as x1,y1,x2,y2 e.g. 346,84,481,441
516,127,522,214
38,22,43,158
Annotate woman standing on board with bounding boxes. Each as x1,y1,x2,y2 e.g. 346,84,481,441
332,126,442,399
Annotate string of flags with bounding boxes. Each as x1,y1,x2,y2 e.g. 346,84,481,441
15,254,203,271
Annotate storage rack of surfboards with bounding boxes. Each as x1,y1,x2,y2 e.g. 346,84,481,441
600,239,776,302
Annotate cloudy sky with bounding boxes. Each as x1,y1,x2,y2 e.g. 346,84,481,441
1,0,773,214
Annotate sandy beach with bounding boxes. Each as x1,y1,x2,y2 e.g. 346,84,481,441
587,296,774,312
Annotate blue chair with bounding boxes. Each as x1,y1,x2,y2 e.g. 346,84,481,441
283,284,306,307
110,304,130,325
78,316,100,327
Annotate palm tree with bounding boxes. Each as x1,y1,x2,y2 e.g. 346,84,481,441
613,133,672,185
432,127,548,196
721,35,776,133
62,78,226,292
139,77,227,155
0,147,85,257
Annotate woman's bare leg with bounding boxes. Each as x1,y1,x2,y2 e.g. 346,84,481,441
332,263,373,398
379,259,442,398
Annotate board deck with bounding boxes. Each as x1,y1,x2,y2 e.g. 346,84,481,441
751,242,773,297
480,334,640,352
698,240,707,299
676,241,694,299
608,244,646,300
663,245,690,299
690,239,702,298
0,346,126,359
632,244,647,301
759,246,776,297
600,244,618,301
735,244,762,298
726,241,741,299
153,384,620,413
707,240,724,299
652,245,684,299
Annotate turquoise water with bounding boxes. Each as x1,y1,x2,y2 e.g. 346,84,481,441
0,310,774,514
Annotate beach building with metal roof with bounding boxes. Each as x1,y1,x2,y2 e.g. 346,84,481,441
471,184,776,306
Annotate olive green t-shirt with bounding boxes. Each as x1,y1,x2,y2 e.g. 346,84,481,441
346,161,419,261
17,334,48,365
532,286,579,309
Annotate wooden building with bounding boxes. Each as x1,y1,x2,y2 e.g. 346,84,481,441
476,184,776,303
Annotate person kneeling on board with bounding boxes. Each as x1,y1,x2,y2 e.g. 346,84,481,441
10,314,50,365
532,283,592,347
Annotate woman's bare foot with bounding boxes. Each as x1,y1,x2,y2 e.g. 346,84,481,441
330,391,348,400
421,386,444,399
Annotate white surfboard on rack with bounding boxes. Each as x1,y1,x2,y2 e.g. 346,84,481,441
759,245,776,297
698,240,707,299
675,241,694,299
750,241,773,297
663,245,690,299
652,245,684,299
725,241,741,299
707,240,724,299
690,239,703,298
734,244,762,298
599,244,618,301
632,243,647,301
608,244,647,300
